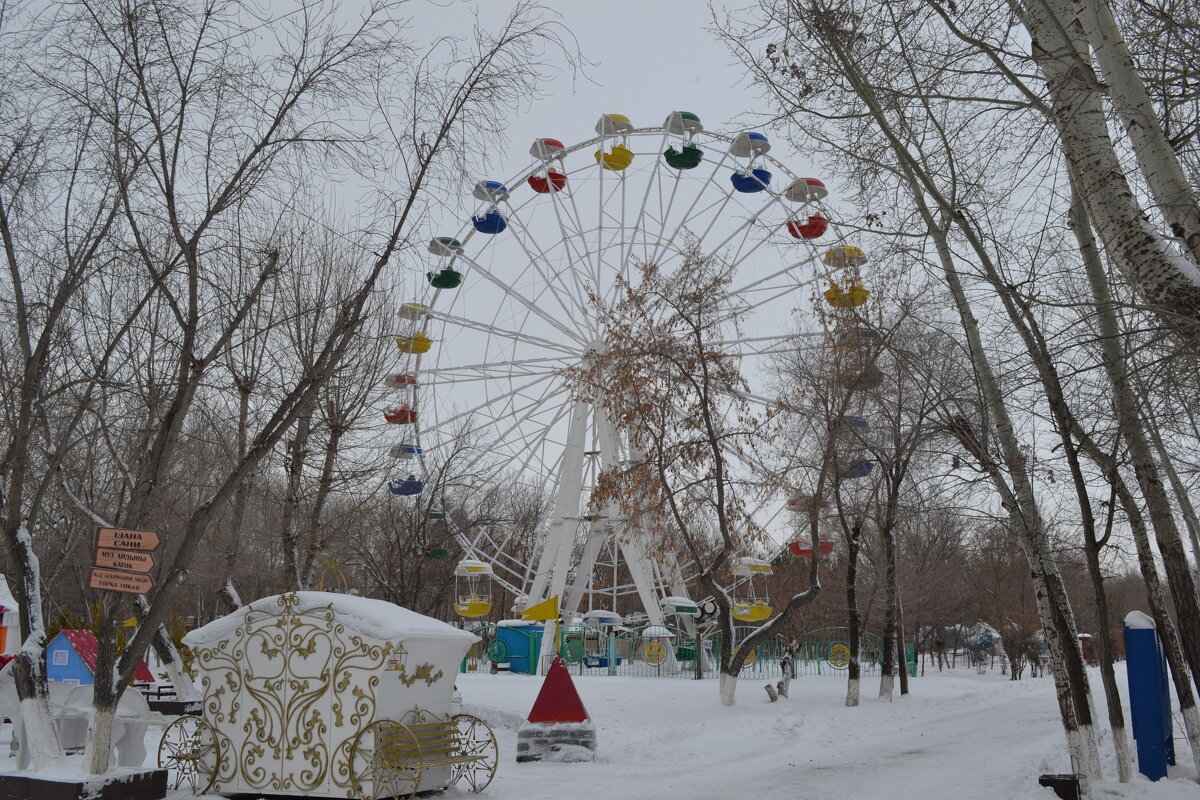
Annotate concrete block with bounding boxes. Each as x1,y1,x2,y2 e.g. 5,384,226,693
516,720,596,763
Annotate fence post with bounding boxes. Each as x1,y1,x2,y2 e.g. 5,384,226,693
607,633,617,676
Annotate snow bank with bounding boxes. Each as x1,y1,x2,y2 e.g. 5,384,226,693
183,591,478,647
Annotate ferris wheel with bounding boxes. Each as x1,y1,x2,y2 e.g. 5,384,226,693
384,111,869,632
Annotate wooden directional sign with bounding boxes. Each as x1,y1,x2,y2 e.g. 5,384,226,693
88,567,154,595
96,527,160,551
93,546,156,574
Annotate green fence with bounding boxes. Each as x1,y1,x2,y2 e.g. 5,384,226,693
463,624,900,681
793,628,917,677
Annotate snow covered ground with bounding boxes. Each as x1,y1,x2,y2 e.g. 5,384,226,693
451,668,1198,800
3,666,1197,799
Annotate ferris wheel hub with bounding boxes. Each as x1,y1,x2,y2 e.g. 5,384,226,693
582,340,607,362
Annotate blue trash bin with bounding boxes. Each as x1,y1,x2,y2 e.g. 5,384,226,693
496,623,542,675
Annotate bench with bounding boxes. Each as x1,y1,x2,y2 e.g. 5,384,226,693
349,710,498,800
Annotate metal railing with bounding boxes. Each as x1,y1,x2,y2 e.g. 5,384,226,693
462,624,916,680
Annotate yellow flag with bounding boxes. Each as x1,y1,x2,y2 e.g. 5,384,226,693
519,595,559,622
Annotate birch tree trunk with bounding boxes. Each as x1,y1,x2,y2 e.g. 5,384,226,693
1080,0,1200,261
879,497,900,702
1068,188,1200,771
219,378,254,613
136,595,196,701
2,512,62,769
281,404,314,590
1019,0,1200,334
845,522,862,707
1069,179,1200,700
897,596,910,696
1141,399,1200,569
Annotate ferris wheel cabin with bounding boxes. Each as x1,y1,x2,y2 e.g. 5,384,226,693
454,559,494,619
731,557,774,623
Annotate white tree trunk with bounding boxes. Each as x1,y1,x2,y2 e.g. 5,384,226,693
1066,726,1090,794
929,224,1103,790
1081,0,1200,261
828,52,1104,779
17,697,61,771
846,675,860,707
221,576,243,610
878,673,894,702
161,652,196,701
11,525,63,769
84,705,114,776
1021,0,1200,324
1112,720,1133,784
719,672,738,706
1182,705,1200,775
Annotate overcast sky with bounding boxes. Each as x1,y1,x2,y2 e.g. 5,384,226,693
411,0,813,199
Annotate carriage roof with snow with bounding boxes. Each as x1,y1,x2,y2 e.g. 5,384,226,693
164,591,497,799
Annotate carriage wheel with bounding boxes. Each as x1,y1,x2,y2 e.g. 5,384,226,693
348,719,424,800
451,714,498,793
157,715,220,794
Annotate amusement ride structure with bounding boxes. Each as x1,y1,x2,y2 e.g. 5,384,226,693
383,112,874,651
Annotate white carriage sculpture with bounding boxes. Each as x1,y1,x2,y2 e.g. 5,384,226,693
159,592,497,799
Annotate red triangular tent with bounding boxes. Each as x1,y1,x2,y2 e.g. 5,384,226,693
526,655,589,723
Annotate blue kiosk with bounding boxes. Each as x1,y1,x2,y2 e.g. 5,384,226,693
1123,610,1175,781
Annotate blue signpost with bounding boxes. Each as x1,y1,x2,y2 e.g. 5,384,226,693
1123,611,1175,781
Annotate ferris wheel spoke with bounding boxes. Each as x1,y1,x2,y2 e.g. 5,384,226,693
557,168,603,293
546,187,603,314
594,161,642,294
456,522,533,592
706,180,808,263
419,355,571,378
425,309,579,356
713,283,820,333
441,387,570,459
520,444,566,502
457,255,587,345
691,195,779,266
420,368,560,387
725,388,785,409
638,162,685,270
649,148,736,266
725,343,822,358
623,132,672,286
444,517,528,597
722,256,822,306
490,387,572,458
498,205,593,323
714,218,779,277
592,162,610,295
417,374,560,439
487,399,572,490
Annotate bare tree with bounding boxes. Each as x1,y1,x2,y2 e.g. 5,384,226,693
4,0,575,773
575,254,822,706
